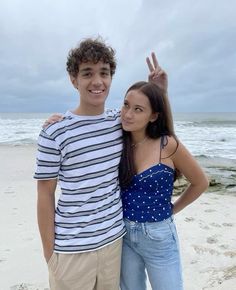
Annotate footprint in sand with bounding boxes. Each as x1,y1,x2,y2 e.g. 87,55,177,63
201,265,236,289
204,209,216,213
184,217,195,222
222,222,234,227
193,245,220,255
11,284,49,290
224,251,236,258
219,244,229,250
200,224,210,230
10,284,29,290
207,236,218,244
4,190,15,194
210,222,221,228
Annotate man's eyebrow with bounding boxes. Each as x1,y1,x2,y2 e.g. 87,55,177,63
100,67,110,71
79,66,110,73
79,67,92,73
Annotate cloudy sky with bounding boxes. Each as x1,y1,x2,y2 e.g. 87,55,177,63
0,0,235,113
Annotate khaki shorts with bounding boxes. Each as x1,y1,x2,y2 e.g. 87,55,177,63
47,238,122,290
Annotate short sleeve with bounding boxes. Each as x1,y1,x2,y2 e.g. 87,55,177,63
34,129,61,180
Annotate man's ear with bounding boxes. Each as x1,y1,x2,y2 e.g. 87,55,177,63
69,74,78,89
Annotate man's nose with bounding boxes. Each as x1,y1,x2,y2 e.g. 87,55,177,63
92,75,103,86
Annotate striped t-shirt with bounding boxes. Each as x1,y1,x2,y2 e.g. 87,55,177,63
34,109,126,253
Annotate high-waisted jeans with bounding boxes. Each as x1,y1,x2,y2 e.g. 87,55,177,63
120,217,183,290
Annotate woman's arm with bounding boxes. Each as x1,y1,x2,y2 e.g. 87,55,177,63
171,141,209,214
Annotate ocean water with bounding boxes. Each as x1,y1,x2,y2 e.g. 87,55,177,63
172,112,236,173
0,113,49,145
0,112,236,165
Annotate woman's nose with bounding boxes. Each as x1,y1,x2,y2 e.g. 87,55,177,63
125,109,133,118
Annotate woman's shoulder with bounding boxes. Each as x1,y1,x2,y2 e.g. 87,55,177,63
161,135,179,159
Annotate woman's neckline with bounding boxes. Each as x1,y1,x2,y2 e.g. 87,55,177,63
135,162,174,176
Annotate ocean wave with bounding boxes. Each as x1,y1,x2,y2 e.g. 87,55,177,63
0,138,37,145
1,112,236,160
196,155,236,169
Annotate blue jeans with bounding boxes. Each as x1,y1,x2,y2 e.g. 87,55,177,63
120,217,183,290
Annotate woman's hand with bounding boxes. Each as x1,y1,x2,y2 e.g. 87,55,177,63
146,52,168,94
42,113,63,128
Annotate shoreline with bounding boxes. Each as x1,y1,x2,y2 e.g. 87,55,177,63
0,145,235,289
2,144,236,198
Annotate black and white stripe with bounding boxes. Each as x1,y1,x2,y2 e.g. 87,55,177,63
34,109,126,253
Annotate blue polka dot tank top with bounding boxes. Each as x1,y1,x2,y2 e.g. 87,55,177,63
121,136,175,222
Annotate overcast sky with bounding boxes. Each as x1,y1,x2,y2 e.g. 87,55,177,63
0,0,235,113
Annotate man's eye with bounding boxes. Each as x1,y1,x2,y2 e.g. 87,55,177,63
82,73,91,77
101,72,109,76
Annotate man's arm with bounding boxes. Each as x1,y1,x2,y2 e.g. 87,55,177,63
37,179,57,263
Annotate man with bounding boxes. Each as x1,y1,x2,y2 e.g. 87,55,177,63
34,37,167,290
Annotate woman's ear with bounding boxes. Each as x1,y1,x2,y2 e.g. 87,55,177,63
150,112,159,123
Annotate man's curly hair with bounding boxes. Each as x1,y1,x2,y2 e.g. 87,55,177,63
66,37,117,78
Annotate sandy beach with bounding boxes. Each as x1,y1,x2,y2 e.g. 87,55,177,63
0,145,235,290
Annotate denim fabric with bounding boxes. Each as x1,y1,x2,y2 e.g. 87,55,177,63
120,217,183,290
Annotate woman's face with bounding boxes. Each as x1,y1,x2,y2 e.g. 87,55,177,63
121,89,158,133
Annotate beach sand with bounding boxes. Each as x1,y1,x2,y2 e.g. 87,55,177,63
0,145,235,290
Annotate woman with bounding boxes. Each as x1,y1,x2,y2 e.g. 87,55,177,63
119,81,209,290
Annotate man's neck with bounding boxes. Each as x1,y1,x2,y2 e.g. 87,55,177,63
72,105,105,116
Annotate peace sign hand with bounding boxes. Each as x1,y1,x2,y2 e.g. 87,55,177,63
146,52,168,94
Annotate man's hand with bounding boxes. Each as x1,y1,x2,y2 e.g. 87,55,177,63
44,248,54,263
146,52,168,94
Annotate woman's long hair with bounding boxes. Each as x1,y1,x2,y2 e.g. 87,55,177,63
119,81,178,188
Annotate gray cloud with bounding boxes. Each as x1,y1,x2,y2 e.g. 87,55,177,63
0,0,235,112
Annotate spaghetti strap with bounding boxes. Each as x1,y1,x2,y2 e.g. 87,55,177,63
159,136,163,162
159,136,164,162
159,135,168,162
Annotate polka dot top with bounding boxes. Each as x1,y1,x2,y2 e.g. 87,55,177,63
121,136,175,222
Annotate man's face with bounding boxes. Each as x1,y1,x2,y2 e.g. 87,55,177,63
71,61,112,111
